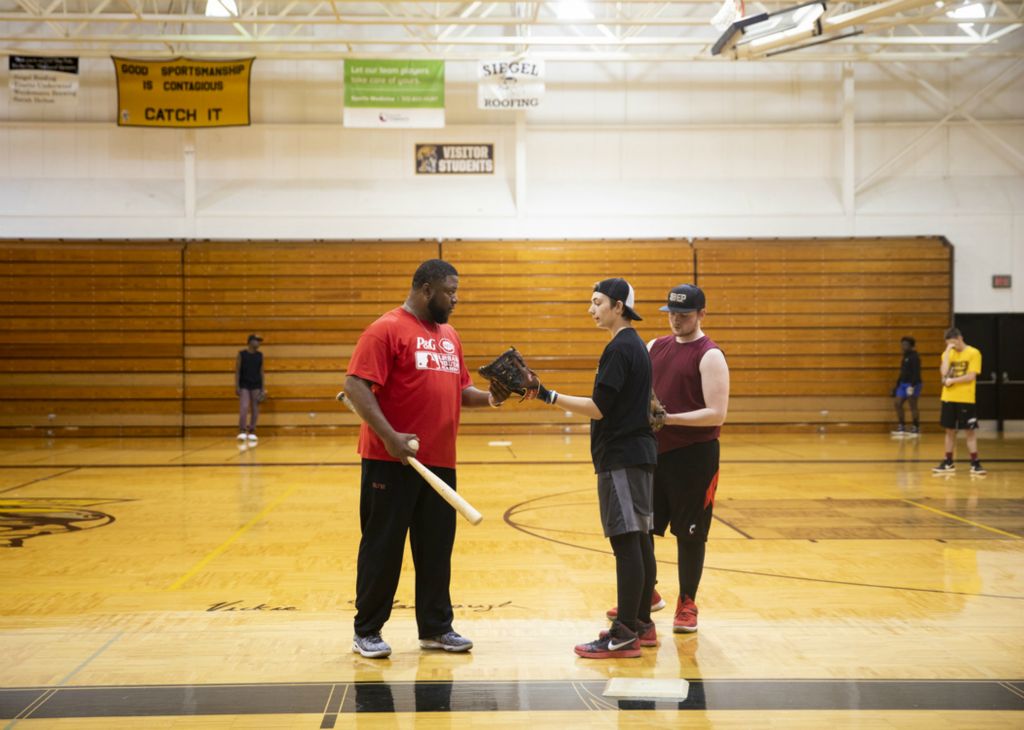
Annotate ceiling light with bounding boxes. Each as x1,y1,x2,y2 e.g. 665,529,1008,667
205,0,238,18
553,0,594,20
945,2,986,19
714,0,827,53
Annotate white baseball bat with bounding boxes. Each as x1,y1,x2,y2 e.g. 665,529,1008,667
336,391,483,526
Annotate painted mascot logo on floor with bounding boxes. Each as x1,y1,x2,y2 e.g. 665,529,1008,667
0,498,127,548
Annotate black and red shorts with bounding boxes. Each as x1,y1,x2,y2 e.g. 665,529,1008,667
940,401,979,430
653,439,719,542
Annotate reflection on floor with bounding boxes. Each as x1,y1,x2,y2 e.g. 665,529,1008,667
4,677,1024,721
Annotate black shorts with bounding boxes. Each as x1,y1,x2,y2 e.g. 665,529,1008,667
940,401,979,430
653,439,719,542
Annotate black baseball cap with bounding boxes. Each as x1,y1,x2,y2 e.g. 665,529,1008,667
594,278,642,321
659,284,705,313
247,333,263,343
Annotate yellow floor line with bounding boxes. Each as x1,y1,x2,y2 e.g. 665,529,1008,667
902,499,1022,539
168,482,301,590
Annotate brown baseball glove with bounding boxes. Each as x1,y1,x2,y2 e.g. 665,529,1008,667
649,391,667,432
478,347,539,403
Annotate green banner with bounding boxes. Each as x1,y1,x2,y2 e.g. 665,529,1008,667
344,60,444,109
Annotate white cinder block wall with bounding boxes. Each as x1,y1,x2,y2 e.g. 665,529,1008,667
1,56,1021,312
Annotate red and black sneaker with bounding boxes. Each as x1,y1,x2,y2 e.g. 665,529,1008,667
600,619,658,647
606,588,667,620
574,620,642,659
673,595,698,633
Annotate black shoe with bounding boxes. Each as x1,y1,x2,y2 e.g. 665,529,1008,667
932,460,955,474
969,461,987,476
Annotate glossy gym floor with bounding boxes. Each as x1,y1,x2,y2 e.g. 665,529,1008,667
1,431,1022,727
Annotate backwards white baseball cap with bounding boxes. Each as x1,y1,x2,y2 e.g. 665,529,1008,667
594,278,642,321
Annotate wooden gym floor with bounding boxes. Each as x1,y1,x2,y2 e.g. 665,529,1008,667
1,431,1022,728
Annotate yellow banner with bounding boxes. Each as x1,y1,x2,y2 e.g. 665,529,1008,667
113,57,254,128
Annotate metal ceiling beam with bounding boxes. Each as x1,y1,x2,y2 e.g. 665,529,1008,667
1,0,1021,61
855,58,1024,193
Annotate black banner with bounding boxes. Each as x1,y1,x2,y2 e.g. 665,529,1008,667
415,144,494,174
10,56,79,74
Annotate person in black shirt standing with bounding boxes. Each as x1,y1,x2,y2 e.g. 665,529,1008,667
530,278,658,658
892,336,922,437
235,334,265,442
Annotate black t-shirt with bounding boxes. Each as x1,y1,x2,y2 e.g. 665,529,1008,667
898,350,921,384
238,350,263,389
589,328,658,472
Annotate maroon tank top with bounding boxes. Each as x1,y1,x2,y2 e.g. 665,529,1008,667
649,334,722,453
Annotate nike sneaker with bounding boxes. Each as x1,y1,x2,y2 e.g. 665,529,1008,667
600,619,658,647
674,595,698,633
606,588,666,620
574,620,641,659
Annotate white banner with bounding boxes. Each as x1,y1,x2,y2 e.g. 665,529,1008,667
477,60,544,110
9,56,79,106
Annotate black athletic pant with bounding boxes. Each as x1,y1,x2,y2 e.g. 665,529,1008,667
610,531,657,631
653,440,719,601
353,458,457,639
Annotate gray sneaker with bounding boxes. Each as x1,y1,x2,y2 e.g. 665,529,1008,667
419,631,473,652
352,632,391,658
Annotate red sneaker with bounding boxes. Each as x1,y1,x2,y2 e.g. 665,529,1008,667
600,620,659,647
605,588,667,620
673,595,698,633
575,621,642,659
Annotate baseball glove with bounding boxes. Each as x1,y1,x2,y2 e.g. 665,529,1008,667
649,391,667,432
478,347,539,403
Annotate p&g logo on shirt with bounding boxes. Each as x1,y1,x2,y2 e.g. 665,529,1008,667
415,337,460,374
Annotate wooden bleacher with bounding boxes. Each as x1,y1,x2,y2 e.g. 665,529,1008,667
183,240,436,433
0,241,184,437
696,238,950,429
0,237,950,436
445,239,694,433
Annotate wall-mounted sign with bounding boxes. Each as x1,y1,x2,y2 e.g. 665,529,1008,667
477,59,544,110
112,57,254,128
9,56,79,105
415,144,494,174
344,60,445,128
992,275,1012,289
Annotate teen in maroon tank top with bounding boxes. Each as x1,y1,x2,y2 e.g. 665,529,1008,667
649,334,722,453
639,283,730,635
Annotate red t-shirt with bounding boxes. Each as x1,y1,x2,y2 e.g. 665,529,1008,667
347,307,471,469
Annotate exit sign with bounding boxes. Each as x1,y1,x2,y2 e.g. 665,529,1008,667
992,275,1012,289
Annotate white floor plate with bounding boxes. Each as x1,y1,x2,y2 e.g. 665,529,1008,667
603,678,690,701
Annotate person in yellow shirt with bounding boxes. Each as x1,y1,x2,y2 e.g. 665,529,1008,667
933,327,986,476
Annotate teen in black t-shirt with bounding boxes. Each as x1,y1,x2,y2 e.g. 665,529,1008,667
892,335,922,436
235,334,265,441
527,278,658,659
590,326,658,472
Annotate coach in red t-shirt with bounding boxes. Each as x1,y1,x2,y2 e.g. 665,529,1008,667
344,259,497,659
